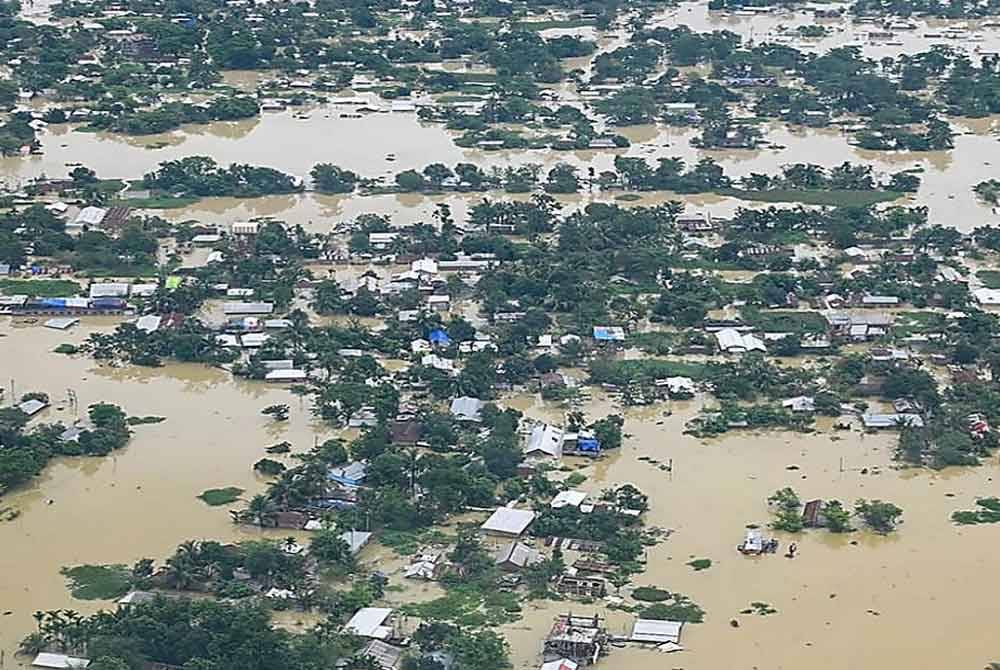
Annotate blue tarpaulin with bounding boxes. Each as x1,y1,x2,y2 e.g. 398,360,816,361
428,329,451,345
577,437,600,453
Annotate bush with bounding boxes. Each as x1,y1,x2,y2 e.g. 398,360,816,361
631,586,670,602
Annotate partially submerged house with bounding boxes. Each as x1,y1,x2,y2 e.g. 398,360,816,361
544,614,609,666
630,618,683,645
328,461,367,487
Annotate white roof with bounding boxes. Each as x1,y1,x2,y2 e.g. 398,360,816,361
265,369,307,381
715,328,766,353
191,233,222,244
241,333,270,348
344,607,393,639
541,660,578,670
135,315,162,333
480,507,536,536
223,302,274,315
18,399,48,416
339,529,373,554
631,619,683,644
44,317,79,330
525,423,564,458
89,282,129,298
974,287,1000,305
73,206,106,226
550,490,587,508
130,283,157,297
412,258,438,274
32,654,90,669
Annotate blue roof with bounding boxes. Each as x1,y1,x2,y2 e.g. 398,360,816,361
429,329,451,345
577,437,600,452
593,326,625,342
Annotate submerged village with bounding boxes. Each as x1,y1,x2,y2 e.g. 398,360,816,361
8,0,1000,670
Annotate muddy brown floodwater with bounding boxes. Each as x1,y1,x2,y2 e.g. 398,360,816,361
500,391,1000,669
0,320,335,663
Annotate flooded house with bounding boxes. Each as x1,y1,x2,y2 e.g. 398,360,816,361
344,607,395,640
543,614,609,666
524,423,565,461
555,574,607,598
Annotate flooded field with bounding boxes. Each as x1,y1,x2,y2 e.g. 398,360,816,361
0,321,335,662
3,315,999,669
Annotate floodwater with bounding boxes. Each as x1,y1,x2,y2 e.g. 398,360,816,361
6,3,1000,668
502,389,1000,670
0,320,335,663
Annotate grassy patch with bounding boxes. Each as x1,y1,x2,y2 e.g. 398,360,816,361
127,415,165,425
978,271,1000,290
687,558,712,571
564,472,587,487
639,593,705,623
60,564,131,600
54,344,79,355
951,497,1000,525
742,309,827,334
632,586,671,602
198,487,245,506
716,188,902,207
0,279,80,297
379,528,451,556
400,583,521,626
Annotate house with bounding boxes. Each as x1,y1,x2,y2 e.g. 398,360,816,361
357,640,405,670
222,302,274,315
427,294,450,311
630,618,683,644
541,660,579,670
344,607,394,639
450,396,484,422
555,574,606,598
369,232,399,250
117,590,157,608
404,551,445,580
973,287,1000,305
550,490,587,509
18,398,48,416
349,407,379,428
524,423,564,460
44,317,79,330
72,206,107,228
494,541,543,571
782,396,815,413
89,282,129,298
135,315,161,333
593,326,625,343
860,294,900,307
340,529,373,555
544,614,608,666
802,499,823,527
265,369,307,382
861,413,925,429
328,461,367,487
715,328,766,353
480,507,536,538
31,654,90,669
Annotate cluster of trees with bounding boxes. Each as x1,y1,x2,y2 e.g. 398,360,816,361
0,401,131,495
142,156,303,197
768,487,903,534
86,96,259,135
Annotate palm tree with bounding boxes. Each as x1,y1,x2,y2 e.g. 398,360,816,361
246,494,276,528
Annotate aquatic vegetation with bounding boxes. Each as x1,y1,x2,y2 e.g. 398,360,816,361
60,564,131,600
197,487,245,506
951,498,1000,525
687,558,713,571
